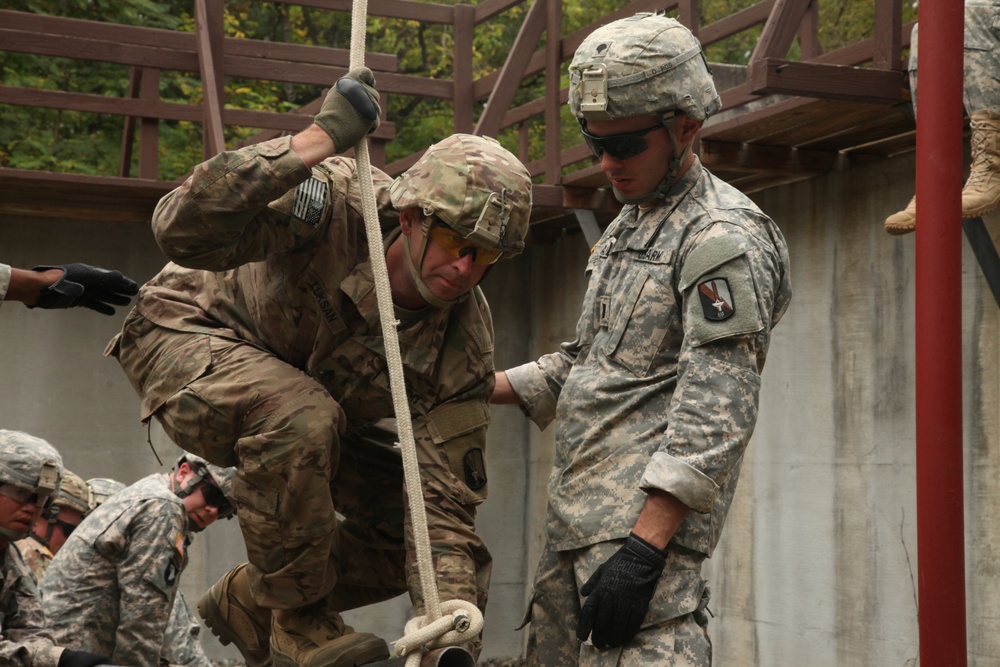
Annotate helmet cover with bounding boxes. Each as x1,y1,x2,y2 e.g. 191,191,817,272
389,134,533,257
569,13,721,123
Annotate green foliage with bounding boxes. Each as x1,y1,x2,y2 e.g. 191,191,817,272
0,0,920,180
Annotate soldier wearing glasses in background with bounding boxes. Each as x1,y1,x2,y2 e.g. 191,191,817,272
0,430,118,667
41,454,235,667
15,469,92,582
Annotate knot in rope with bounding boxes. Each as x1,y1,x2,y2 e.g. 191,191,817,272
395,599,484,657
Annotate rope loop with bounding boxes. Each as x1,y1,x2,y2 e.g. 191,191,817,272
395,599,485,657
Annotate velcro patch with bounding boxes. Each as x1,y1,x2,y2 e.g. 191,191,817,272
697,278,735,321
292,176,327,227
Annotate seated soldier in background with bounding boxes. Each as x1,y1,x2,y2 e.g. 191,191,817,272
0,430,116,667
16,469,91,582
42,454,235,667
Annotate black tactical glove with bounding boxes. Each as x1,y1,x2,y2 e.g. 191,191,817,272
57,648,115,667
314,67,381,154
29,263,139,316
576,533,667,649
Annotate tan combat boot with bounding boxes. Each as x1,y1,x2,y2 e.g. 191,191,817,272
270,603,389,667
885,195,917,235
197,563,273,667
962,109,1000,218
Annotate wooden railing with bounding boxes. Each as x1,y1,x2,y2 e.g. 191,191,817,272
0,0,913,211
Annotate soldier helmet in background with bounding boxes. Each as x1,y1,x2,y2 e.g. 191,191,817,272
173,453,236,522
37,469,90,548
388,133,533,307
0,430,62,541
86,477,127,510
568,13,720,202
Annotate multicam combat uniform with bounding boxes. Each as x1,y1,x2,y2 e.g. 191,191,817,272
41,473,194,666
0,544,63,666
108,136,496,622
505,156,792,666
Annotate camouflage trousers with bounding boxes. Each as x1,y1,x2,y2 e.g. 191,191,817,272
113,319,490,620
909,0,1000,116
524,539,712,667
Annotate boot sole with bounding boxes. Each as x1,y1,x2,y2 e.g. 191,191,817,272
197,588,273,667
963,200,1000,218
270,634,390,667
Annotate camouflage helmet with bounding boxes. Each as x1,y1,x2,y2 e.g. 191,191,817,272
174,453,236,520
0,430,62,540
86,477,126,510
388,134,532,258
52,469,90,516
569,13,721,123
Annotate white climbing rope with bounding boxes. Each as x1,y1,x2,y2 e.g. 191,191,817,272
347,3,484,665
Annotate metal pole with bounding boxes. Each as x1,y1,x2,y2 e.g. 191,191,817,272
915,0,966,663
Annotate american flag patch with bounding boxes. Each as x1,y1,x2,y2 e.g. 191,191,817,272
293,176,327,227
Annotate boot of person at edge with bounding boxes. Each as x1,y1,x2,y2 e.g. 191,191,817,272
885,108,1000,235
198,563,389,667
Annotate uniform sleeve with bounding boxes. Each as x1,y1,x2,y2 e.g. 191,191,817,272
111,502,187,667
151,136,318,271
0,263,11,307
640,225,787,513
504,340,578,431
0,550,64,667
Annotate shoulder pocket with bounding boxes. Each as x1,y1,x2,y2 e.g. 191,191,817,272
679,235,764,346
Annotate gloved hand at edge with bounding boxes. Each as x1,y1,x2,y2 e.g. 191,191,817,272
29,263,139,316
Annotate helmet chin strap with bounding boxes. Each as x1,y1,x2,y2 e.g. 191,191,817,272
612,118,690,206
0,524,30,542
400,226,460,309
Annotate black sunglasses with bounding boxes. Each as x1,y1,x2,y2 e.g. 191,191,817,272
201,482,235,518
580,122,664,160
54,518,79,538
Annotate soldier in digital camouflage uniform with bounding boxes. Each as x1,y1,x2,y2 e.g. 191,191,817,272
41,454,235,667
85,477,211,667
885,0,1000,233
0,430,116,667
493,14,792,667
0,262,137,314
105,65,533,667
15,469,91,583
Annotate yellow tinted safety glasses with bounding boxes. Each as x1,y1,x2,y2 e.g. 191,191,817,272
428,223,504,266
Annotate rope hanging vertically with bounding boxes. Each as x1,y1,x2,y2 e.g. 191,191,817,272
346,3,484,665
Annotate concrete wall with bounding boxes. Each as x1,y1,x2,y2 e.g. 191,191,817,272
2,147,999,665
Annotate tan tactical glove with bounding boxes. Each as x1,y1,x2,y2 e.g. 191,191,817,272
314,67,381,154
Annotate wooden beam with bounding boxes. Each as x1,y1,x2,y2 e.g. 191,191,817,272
748,58,908,104
474,0,547,137
140,69,160,180
544,0,562,184
699,139,844,175
272,0,455,24
453,4,475,133
749,0,814,61
195,0,226,157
